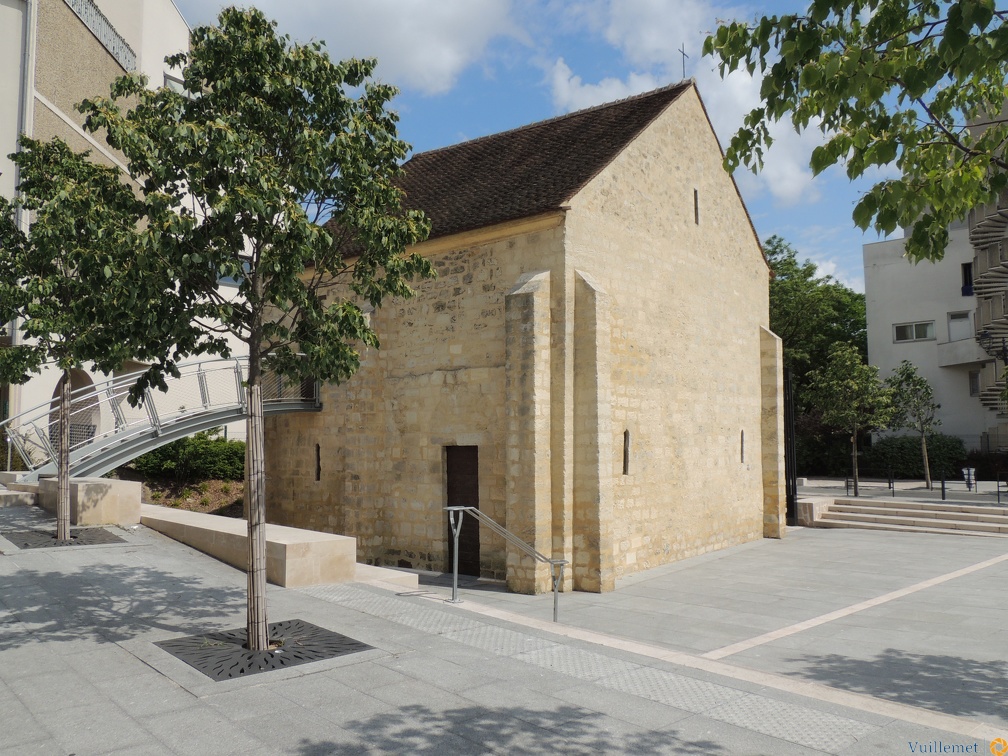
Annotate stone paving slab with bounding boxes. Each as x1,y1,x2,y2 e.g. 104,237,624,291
0,500,1004,754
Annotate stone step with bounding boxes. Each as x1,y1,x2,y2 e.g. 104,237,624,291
821,510,1008,534
833,498,1008,516
817,519,1008,538
828,503,1008,524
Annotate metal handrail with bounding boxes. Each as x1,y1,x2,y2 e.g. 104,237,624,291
445,505,568,622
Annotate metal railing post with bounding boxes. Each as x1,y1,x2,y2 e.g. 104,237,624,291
552,562,565,623
143,389,162,436
197,365,210,409
447,507,463,604
234,360,246,412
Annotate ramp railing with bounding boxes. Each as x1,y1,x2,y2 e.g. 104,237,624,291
445,505,568,622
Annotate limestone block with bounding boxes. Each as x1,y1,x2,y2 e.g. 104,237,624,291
140,504,358,587
37,477,140,526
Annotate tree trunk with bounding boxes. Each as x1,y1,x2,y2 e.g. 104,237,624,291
245,352,269,651
921,432,932,490
851,431,859,497
57,368,71,541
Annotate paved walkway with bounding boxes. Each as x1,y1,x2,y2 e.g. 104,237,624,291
1,501,1005,755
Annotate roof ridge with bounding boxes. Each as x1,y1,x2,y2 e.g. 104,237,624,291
407,79,693,162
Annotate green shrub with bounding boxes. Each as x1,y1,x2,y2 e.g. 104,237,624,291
0,434,28,472
861,434,967,480
131,430,245,482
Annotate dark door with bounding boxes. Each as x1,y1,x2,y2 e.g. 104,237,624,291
446,445,480,576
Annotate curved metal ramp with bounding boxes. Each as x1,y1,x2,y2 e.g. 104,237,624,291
1,357,320,482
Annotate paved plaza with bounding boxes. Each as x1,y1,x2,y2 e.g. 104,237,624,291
1,497,1006,755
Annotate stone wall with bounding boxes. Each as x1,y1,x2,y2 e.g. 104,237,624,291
563,87,773,585
264,216,566,588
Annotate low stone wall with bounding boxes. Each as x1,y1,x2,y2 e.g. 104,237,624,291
35,477,141,526
797,496,834,527
140,504,360,588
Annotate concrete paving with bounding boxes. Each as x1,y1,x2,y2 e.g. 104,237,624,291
1,500,1006,755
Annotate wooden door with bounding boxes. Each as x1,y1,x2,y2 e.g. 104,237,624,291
446,446,480,576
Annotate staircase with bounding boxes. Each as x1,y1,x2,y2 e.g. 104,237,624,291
817,498,1008,537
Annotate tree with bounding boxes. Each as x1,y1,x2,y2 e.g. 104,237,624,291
704,1,1008,262
765,235,866,382
80,8,432,651
885,360,941,489
0,137,192,541
807,343,893,495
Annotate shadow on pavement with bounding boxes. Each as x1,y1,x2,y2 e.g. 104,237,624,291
0,563,246,649
290,703,723,755
787,649,1008,719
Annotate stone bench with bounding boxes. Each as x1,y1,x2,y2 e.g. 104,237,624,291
140,504,417,589
5,477,141,526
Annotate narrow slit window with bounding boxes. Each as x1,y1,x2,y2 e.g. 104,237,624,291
693,189,699,225
315,443,321,482
622,430,630,475
740,430,745,464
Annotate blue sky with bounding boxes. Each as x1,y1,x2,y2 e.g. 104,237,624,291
171,0,891,292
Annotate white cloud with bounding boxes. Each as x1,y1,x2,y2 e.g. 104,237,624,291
173,0,523,96
546,0,829,208
550,58,660,111
603,0,718,70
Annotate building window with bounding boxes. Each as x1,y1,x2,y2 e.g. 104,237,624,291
740,430,745,464
693,189,699,225
622,430,630,475
315,443,321,481
970,371,981,397
893,321,935,343
962,262,974,296
948,311,972,342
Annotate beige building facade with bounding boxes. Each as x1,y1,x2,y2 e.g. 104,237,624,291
0,0,190,429
264,83,786,593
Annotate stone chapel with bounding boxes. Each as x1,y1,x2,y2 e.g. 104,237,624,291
264,81,786,593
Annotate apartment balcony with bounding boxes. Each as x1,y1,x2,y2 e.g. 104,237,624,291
936,336,988,367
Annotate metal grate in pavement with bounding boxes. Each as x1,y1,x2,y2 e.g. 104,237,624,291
2,527,125,550
156,618,371,681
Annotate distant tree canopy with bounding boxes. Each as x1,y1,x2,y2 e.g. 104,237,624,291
705,0,1008,262
765,235,866,385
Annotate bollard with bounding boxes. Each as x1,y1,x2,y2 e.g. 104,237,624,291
941,476,946,501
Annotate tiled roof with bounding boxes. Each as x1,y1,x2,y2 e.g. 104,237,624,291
398,82,692,240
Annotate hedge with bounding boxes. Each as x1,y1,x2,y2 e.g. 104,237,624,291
860,434,967,480
131,430,244,482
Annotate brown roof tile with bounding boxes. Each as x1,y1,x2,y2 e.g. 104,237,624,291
398,82,691,240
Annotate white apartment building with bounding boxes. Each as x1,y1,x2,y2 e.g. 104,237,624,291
864,220,997,450
1,1,249,453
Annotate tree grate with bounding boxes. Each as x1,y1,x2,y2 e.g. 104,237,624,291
1,527,125,550
156,618,371,681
